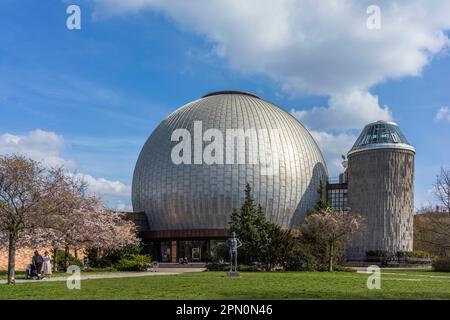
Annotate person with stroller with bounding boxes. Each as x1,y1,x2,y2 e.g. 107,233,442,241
32,250,44,279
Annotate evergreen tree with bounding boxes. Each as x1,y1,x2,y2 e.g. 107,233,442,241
314,180,330,211
229,183,296,269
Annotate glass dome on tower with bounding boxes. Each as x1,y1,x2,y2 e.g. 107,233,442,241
348,120,415,156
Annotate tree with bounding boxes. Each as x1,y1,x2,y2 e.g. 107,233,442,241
415,209,450,257
0,155,139,283
229,183,296,270
261,223,296,270
434,167,450,214
229,183,267,264
314,180,330,212
299,208,361,271
42,170,139,270
0,155,50,284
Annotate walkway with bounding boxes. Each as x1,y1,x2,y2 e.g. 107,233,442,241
0,267,205,284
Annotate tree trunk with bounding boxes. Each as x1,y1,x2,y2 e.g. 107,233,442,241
64,245,69,271
7,232,17,284
328,241,333,272
52,247,57,272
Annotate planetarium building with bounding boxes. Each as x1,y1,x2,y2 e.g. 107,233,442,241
131,91,415,263
132,91,327,262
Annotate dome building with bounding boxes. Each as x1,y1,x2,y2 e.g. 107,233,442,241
132,91,327,262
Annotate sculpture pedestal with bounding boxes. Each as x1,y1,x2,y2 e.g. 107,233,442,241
228,271,240,278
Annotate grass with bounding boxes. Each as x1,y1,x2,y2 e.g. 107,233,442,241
1,269,450,300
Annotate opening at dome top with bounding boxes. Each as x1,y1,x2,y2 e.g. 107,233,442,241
202,90,260,99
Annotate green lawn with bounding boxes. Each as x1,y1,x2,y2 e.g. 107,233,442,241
1,270,450,300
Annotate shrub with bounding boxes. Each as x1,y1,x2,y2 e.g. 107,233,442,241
432,257,450,272
115,254,151,271
366,250,394,262
206,261,229,271
238,264,261,272
86,245,142,268
283,244,312,271
56,250,81,270
396,251,432,264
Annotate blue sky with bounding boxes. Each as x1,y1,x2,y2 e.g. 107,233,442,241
0,0,449,210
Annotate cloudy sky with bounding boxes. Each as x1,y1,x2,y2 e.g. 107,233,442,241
1,0,449,210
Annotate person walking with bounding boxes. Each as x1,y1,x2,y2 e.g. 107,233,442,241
42,251,52,278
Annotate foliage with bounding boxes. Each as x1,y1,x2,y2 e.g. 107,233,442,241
115,254,151,271
229,183,269,264
259,223,296,271
55,250,81,270
396,251,433,264
205,261,229,271
432,257,450,272
238,264,261,272
434,167,450,214
414,211,450,257
86,245,142,268
229,183,297,270
282,242,312,271
0,155,55,283
299,208,361,271
314,180,330,212
366,250,395,262
0,155,140,283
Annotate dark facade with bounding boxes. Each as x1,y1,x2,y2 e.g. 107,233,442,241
326,182,348,211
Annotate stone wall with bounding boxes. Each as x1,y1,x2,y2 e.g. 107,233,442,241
0,247,85,271
0,248,50,271
347,148,414,260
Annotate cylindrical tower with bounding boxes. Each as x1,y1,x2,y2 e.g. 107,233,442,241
346,120,415,260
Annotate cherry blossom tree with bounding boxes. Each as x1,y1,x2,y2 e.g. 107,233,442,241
0,155,54,284
299,208,361,272
1,156,139,282
39,170,139,270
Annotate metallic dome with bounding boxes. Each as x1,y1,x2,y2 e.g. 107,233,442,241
132,91,327,231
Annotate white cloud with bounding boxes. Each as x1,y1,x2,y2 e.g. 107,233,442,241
68,172,131,198
291,90,392,131
310,131,357,177
435,107,450,121
0,129,77,169
92,0,450,95
115,200,133,212
0,129,132,208
90,0,450,170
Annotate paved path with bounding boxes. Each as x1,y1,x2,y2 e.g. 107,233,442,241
0,267,205,284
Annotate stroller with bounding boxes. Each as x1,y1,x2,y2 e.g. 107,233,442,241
25,264,42,280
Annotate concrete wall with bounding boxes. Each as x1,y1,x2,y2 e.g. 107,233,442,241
346,148,414,260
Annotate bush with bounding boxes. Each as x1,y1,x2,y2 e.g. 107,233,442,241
206,261,229,271
396,251,432,264
366,250,394,262
432,257,450,272
206,263,262,272
86,245,142,268
56,250,81,270
283,244,312,271
115,254,151,271
238,264,261,272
